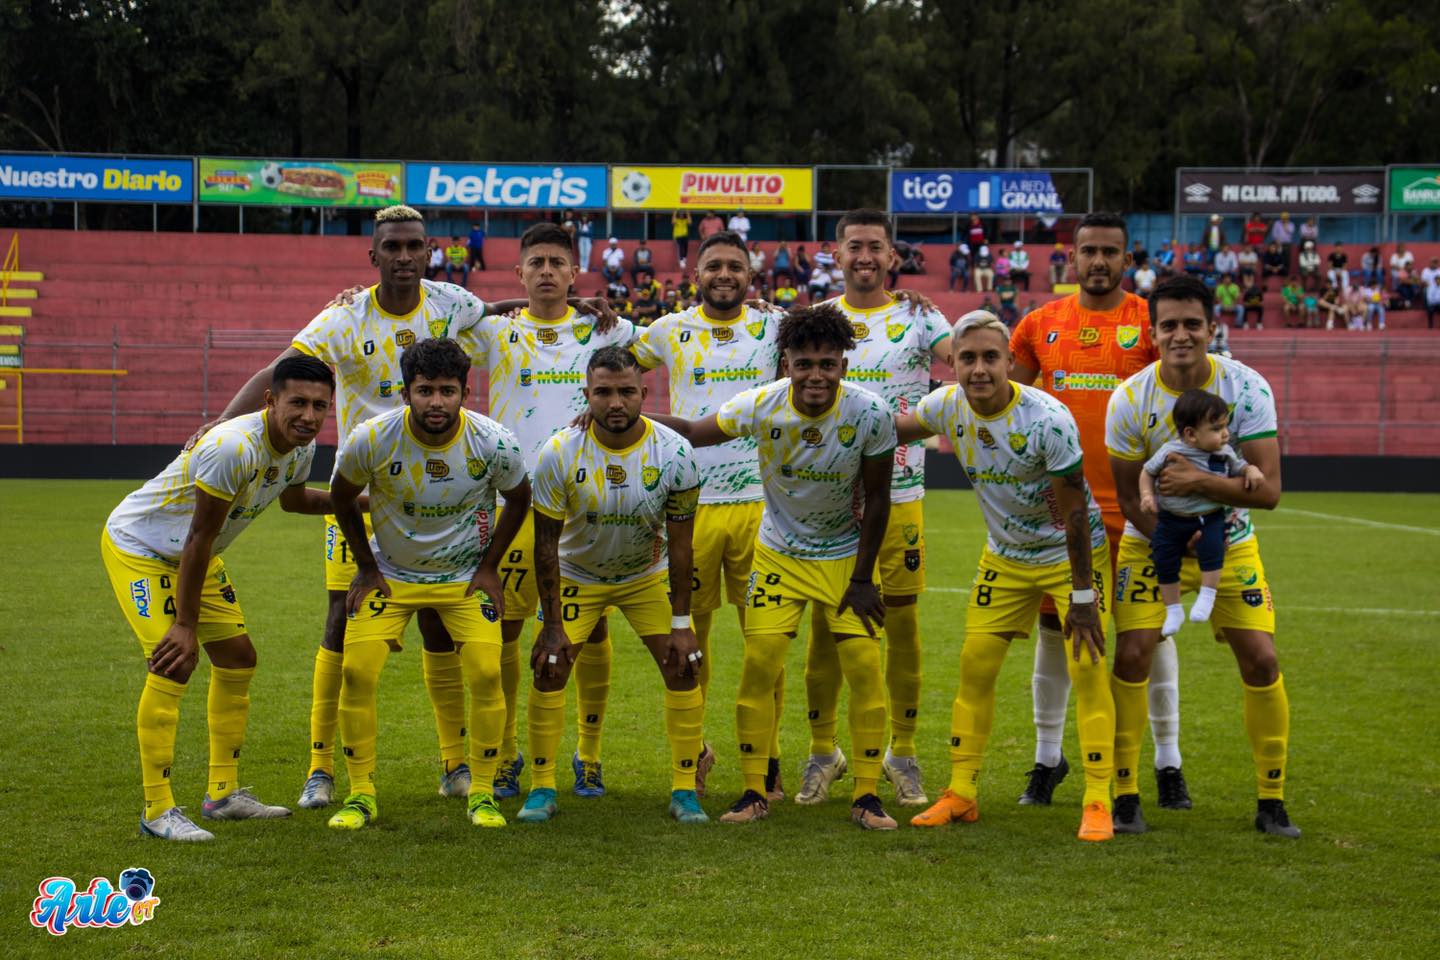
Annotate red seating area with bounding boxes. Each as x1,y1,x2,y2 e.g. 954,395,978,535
4,228,1437,454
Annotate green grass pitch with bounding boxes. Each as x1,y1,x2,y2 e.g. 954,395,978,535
2,481,1437,958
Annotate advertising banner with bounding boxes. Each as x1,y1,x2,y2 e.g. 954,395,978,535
198,158,403,206
891,170,1064,214
611,166,813,211
0,154,192,203
1387,167,1440,212
406,163,606,208
1177,169,1383,214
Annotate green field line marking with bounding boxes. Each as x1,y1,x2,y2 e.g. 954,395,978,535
1277,507,1440,537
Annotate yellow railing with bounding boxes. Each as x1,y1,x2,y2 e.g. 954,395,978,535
1,233,17,307
0,367,128,444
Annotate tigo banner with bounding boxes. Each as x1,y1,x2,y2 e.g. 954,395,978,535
1388,167,1440,212
612,166,813,211
199,158,403,207
0,154,192,203
407,163,606,208
891,170,1064,214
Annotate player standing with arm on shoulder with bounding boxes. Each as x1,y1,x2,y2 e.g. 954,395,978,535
1106,274,1297,838
102,357,336,840
899,314,1116,842
1007,212,1187,810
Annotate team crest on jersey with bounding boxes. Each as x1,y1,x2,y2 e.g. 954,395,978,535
428,318,451,339
572,319,594,345
850,321,870,340
220,584,237,604
285,461,296,483
426,459,450,480
903,523,919,546
1241,589,1264,608
466,458,486,480
403,500,416,516
1046,330,1059,344
479,602,499,622
642,466,661,490
746,316,766,339
379,380,393,398
1077,326,1100,346
396,329,416,347
130,578,152,619
712,326,735,343
1008,432,1028,454
1117,325,1140,349
976,426,997,448
1234,565,1259,586
904,549,921,572
263,466,279,484
837,424,857,447
886,322,906,343
801,427,824,446
693,367,707,385
536,327,559,345
606,464,627,485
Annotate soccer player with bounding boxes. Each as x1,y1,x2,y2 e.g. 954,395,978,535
900,313,1116,842
465,222,638,801
1007,212,1186,809
1106,274,1299,839
802,209,951,808
519,347,707,824
327,338,528,830
658,304,900,830
102,356,336,841
631,229,785,798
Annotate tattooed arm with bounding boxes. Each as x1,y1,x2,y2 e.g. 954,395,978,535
1050,467,1104,664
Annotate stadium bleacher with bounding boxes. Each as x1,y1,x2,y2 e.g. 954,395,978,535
3,228,1436,453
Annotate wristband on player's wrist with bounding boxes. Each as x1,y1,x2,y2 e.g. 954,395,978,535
1070,588,1096,605
849,576,874,584
671,614,691,629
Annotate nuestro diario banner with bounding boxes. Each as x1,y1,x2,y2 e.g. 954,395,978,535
611,166,813,211
198,158,404,206
0,154,193,203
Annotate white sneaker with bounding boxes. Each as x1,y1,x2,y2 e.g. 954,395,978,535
882,750,930,807
297,769,334,809
140,806,215,841
794,748,848,805
202,788,292,820
439,763,472,799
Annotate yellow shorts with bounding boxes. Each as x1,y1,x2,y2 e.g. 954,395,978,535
101,531,247,656
877,499,926,597
496,506,540,623
345,579,503,651
963,543,1112,639
745,542,883,638
323,513,374,592
692,501,764,614
545,570,673,643
1113,534,1275,636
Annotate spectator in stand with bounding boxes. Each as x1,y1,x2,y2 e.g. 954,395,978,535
1389,243,1414,288
1010,241,1030,290
1298,239,1322,292
601,237,625,283
972,243,995,291
1241,279,1265,330
1243,212,1267,248
631,238,654,285
1047,242,1068,287
1281,278,1304,327
677,278,698,308
1343,284,1369,331
748,240,766,278
967,214,986,250
467,223,487,271
1134,260,1157,297
1020,299,1039,321
1360,283,1386,331
1183,242,1208,277
949,243,971,291
772,241,792,286
1424,258,1440,328
996,276,1019,326
1262,242,1288,283
807,262,831,303
632,283,662,326
1301,288,1320,327
606,275,630,300
1269,211,1295,263
1236,245,1260,289
1213,243,1239,279
828,260,846,295
1394,267,1418,309
699,210,724,240
994,247,1012,287
1131,240,1150,269
897,240,925,274
577,213,594,272
1204,214,1226,260
727,208,751,241
444,236,469,288
1318,284,1345,329
425,238,443,280
634,270,662,303
1209,321,1231,357
793,245,812,282
979,292,998,315
1154,240,1177,276
1327,242,1350,291
814,240,836,271
560,208,578,250
672,210,691,269
774,276,800,308
1214,273,1241,326
661,287,681,315
1360,246,1383,287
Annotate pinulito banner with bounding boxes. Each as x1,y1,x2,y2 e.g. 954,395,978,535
0,154,193,203
198,158,403,207
891,170,1064,214
1177,169,1384,214
611,166,813,211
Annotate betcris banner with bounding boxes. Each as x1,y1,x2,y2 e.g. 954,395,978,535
0,153,193,203
407,163,606,209
891,170,1063,214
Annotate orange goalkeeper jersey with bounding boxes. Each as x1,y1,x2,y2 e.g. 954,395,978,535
1009,292,1157,527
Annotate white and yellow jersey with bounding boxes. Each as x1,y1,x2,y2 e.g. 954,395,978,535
532,418,700,585
825,295,950,504
1106,355,1278,547
717,379,896,561
467,306,638,468
292,280,488,444
106,410,314,563
916,382,1104,566
632,304,780,504
334,407,527,584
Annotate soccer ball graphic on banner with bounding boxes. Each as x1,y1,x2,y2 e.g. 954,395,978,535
259,163,285,191
620,170,651,203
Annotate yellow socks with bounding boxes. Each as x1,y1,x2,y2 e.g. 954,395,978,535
308,648,342,776
1111,675,1149,796
459,642,506,790
737,632,789,792
946,633,1009,799
528,687,567,789
422,650,466,774
337,641,389,797
500,638,521,760
206,665,253,801
692,610,714,699
1066,650,1115,810
804,614,843,756
1244,674,1289,799
575,637,611,763
665,686,706,791
137,673,185,819
884,603,922,757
